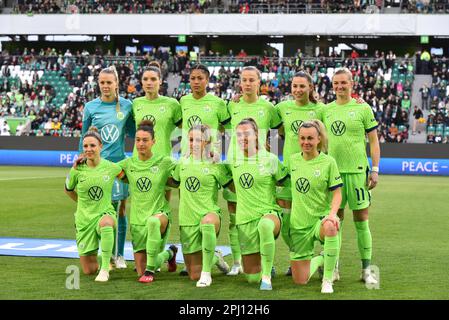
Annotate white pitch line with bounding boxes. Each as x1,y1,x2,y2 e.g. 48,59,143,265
0,176,65,181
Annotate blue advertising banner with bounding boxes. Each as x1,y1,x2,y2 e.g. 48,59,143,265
1,150,449,176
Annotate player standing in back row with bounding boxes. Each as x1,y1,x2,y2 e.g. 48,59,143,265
323,68,380,285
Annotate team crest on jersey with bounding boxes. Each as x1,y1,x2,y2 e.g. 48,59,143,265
159,106,166,113
349,111,356,118
101,124,120,143
204,105,211,112
258,110,265,118
103,175,110,182
116,111,125,120
202,168,210,174
150,166,159,174
309,111,316,118
314,170,321,177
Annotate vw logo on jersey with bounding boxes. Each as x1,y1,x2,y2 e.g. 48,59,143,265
239,173,254,189
116,111,125,120
295,178,310,194
330,121,346,136
143,114,156,125
136,177,152,192
88,186,104,201
188,115,202,128
291,120,303,134
185,176,200,192
100,124,120,144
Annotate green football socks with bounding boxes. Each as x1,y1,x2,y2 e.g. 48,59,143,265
355,220,372,268
323,236,339,281
281,208,291,248
229,213,241,264
100,226,114,271
200,223,216,273
308,255,324,281
258,218,275,278
146,216,162,271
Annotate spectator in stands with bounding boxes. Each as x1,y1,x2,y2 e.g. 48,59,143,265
420,84,430,110
412,105,424,135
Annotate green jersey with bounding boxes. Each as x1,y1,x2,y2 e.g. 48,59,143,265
323,99,378,173
132,96,182,156
180,93,230,154
118,155,175,226
229,149,288,225
275,100,325,166
289,152,342,229
226,97,282,163
65,159,124,230
173,157,232,226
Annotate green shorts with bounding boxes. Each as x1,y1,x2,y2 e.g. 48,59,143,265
275,179,292,201
112,178,129,202
340,171,371,211
76,212,117,256
130,213,171,253
180,213,222,255
222,187,237,203
236,212,282,255
289,218,323,261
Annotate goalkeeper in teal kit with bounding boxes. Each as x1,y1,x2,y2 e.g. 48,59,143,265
79,66,135,269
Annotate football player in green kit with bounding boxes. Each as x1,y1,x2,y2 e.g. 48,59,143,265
275,70,326,276
288,120,342,294
323,68,380,285
132,61,182,201
171,125,232,287
66,127,126,282
224,66,282,277
229,118,288,291
79,66,135,270
118,120,178,283
178,64,233,276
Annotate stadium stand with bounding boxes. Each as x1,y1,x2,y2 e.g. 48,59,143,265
7,0,449,14
0,46,419,144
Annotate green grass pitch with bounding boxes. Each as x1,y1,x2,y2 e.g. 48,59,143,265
0,166,448,300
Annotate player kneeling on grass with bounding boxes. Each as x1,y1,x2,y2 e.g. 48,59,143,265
288,120,342,294
118,120,178,283
229,118,289,291
65,126,127,282
169,125,232,287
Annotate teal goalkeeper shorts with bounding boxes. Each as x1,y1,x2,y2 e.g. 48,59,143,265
111,178,129,202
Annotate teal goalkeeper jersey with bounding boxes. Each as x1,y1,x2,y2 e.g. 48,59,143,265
289,152,343,229
118,155,175,226
79,97,135,163
229,149,288,225
132,96,182,157
65,159,124,230
275,100,325,167
173,157,232,226
323,99,378,173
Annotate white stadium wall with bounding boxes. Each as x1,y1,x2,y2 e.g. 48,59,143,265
1,14,449,35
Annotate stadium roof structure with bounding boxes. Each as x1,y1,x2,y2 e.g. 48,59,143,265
1,14,449,36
